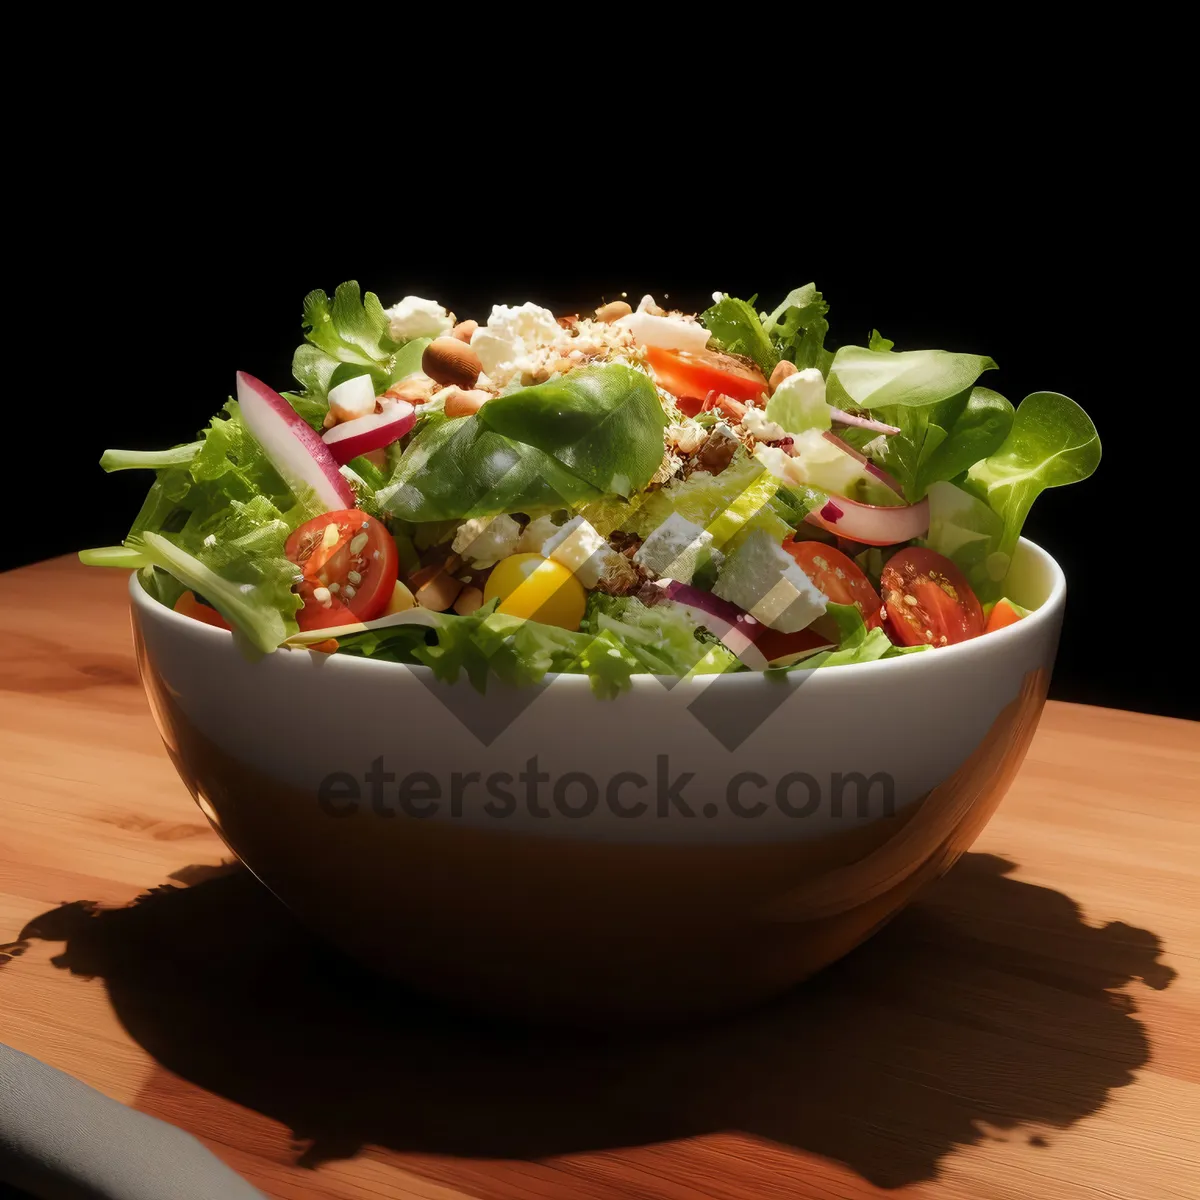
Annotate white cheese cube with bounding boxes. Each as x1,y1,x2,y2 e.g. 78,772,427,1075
542,516,617,589
712,529,827,633
633,512,717,584
451,515,522,568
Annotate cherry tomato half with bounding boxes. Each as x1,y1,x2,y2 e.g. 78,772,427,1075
784,539,884,629
284,509,398,631
880,546,984,647
644,346,768,415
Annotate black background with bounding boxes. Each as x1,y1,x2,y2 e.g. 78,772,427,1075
12,174,1193,720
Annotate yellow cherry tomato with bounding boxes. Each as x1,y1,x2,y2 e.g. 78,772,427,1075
483,553,586,631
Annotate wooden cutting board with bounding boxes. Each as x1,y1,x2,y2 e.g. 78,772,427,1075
1,557,1197,1200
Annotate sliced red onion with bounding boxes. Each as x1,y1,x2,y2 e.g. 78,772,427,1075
321,401,416,466
657,581,770,671
236,372,355,511
821,430,905,497
829,407,901,435
805,493,930,546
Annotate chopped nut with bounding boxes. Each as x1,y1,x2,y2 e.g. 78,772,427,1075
595,299,633,323
442,387,492,419
451,319,479,343
453,585,484,615
423,337,483,389
349,532,369,555
769,360,798,394
415,569,465,612
384,375,437,405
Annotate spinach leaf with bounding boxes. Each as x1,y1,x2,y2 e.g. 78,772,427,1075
477,364,667,497
377,414,602,522
827,345,997,410
701,294,778,375
965,391,1100,557
873,385,1015,502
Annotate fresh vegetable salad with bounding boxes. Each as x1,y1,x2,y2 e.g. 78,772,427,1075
85,284,1099,694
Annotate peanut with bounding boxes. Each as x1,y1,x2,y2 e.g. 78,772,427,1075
769,360,798,394
595,300,632,323
453,586,484,616
415,569,465,612
451,319,479,343
423,337,483,389
442,387,492,419
385,374,437,405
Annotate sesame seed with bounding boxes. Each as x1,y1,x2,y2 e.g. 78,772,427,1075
939,635,948,646
834,567,845,579
313,586,332,605
925,629,934,641
347,570,362,585
880,605,888,621
904,595,918,606
328,582,340,594
349,533,369,555
813,556,829,570
372,550,381,560
322,524,339,550
342,585,356,599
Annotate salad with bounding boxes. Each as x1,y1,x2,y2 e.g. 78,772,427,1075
84,283,1100,695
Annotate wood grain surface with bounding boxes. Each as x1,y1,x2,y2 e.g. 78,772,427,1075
1,557,1197,1200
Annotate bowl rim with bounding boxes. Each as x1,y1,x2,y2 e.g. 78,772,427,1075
129,536,1065,691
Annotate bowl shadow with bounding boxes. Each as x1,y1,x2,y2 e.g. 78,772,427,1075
8,851,1176,1190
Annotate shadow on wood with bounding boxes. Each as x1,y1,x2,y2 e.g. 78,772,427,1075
11,852,1176,1190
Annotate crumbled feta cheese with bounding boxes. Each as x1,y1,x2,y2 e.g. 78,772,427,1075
633,512,717,584
617,311,711,355
451,515,522,568
469,303,637,387
384,296,453,341
542,516,622,589
666,422,707,455
517,514,562,554
470,302,561,380
741,405,788,442
712,529,827,633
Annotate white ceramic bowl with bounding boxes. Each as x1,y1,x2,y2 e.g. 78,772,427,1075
131,537,1064,1022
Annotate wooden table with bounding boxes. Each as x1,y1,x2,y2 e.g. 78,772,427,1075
1,557,1197,1200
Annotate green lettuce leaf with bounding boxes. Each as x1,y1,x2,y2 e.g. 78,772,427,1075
781,601,928,670
964,391,1101,558
91,400,320,649
924,480,1008,599
338,601,643,699
583,594,739,677
868,329,895,352
701,294,777,375
827,345,997,410
762,284,833,375
283,282,429,429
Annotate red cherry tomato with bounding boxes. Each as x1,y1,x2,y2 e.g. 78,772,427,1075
644,346,768,415
783,539,884,629
284,509,398,631
880,546,984,647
